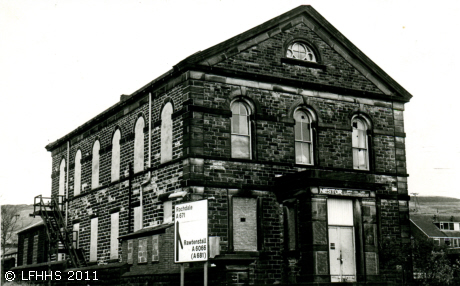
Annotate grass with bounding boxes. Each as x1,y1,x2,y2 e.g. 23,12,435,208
410,196,460,216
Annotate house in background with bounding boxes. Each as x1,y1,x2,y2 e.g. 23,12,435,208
1,205,43,269
11,5,412,285
411,215,460,249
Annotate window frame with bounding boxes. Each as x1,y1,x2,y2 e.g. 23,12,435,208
59,158,66,197
110,212,119,260
351,116,371,171
134,116,145,173
111,129,121,182
90,217,98,262
91,140,100,190
151,235,160,262
163,200,173,224
137,237,148,264
283,199,298,252
134,206,142,232
294,108,315,165
160,102,173,164
32,235,39,264
74,150,82,196
230,99,253,160
23,236,29,265
228,193,262,253
127,239,133,264
73,223,80,249
286,41,317,62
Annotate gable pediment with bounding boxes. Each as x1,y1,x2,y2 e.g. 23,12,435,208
174,6,412,102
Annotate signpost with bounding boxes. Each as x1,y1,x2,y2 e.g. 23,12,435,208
174,199,208,286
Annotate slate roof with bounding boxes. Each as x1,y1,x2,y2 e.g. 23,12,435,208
411,215,460,238
17,220,44,235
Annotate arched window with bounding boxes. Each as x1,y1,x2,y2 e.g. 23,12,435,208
161,103,173,164
352,117,369,170
74,150,82,196
111,129,121,182
287,42,316,62
134,117,145,173
92,140,100,189
231,100,251,159
294,109,313,165
59,158,66,197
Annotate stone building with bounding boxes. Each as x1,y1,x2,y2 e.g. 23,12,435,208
15,5,412,285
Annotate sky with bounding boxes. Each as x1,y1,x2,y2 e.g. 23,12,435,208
0,0,459,204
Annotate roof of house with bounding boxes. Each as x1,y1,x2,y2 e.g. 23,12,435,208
411,215,460,238
45,5,413,151
17,220,44,235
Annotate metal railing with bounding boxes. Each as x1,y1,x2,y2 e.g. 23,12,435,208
33,195,86,268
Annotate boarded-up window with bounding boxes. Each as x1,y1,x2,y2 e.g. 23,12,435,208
91,140,100,189
127,240,133,264
163,201,172,223
32,235,38,264
285,206,296,251
111,129,121,182
294,110,313,165
23,238,28,265
134,117,145,173
152,235,159,262
59,159,66,197
231,101,251,159
90,217,98,261
73,223,79,248
161,102,173,164
134,206,142,232
110,212,119,260
352,118,369,170
233,197,257,251
138,238,147,263
74,150,82,196
327,199,353,226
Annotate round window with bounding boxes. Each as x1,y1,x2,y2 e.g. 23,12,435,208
287,42,316,62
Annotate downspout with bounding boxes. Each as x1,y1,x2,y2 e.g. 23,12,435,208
65,141,69,227
140,92,152,229
128,163,133,233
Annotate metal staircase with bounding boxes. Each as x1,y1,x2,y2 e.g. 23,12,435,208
33,195,87,268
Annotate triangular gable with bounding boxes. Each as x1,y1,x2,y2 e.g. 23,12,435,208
411,215,445,238
174,5,412,101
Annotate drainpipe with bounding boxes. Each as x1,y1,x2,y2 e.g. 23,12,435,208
140,92,152,229
128,163,133,233
65,141,69,227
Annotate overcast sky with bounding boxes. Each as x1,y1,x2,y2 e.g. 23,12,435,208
1,0,459,205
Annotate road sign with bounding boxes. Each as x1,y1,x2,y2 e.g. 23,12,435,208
174,199,208,263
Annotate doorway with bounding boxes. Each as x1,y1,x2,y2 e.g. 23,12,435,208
327,199,356,282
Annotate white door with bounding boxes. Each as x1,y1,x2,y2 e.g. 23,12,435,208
328,226,356,282
328,199,356,282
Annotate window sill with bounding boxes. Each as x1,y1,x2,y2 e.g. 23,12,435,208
353,167,370,172
281,57,327,69
211,252,259,261
294,163,315,168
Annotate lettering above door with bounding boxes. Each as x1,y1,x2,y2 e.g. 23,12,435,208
319,187,369,197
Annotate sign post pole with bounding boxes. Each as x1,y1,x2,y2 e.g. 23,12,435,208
204,261,208,286
180,264,184,286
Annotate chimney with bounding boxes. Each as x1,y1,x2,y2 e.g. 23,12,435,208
120,94,130,102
